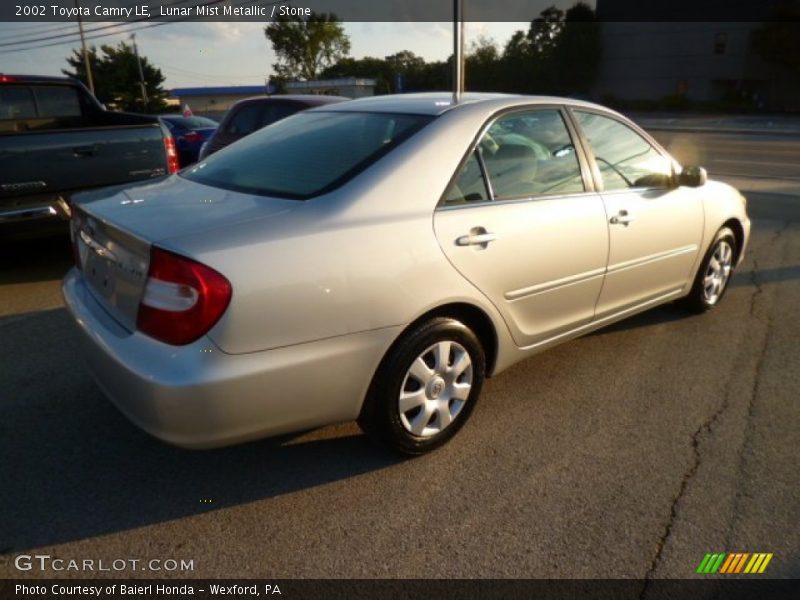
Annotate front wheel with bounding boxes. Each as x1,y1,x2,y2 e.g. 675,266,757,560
679,226,737,313
358,318,485,455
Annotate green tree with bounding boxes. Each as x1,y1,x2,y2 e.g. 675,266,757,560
528,6,565,57
321,56,394,93
264,12,350,81
548,2,601,95
465,36,502,91
63,42,167,112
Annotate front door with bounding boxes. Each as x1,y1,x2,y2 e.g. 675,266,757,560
571,110,704,316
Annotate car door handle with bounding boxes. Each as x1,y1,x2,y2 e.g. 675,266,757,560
456,231,497,247
73,144,98,157
610,210,635,226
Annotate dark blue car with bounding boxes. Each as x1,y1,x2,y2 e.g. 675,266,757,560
158,115,218,167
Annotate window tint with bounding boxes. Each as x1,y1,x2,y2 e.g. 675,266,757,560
226,104,264,135
480,109,584,200
184,111,432,199
0,86,36,120
34,86,81,118
262,103,300,127
166,116,218,130
575,111,673,190
443,150,489,205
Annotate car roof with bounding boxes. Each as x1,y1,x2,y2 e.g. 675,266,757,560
0,74,78,85
321,92,611,116
232,94,350,108
160,114,217,120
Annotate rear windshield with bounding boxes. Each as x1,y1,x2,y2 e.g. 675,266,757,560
164,116,218,129
182,111,433,199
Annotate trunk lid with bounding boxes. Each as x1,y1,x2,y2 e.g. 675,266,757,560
72,175,297,331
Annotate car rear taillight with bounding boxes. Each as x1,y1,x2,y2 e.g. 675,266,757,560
164,135,180,174
182,131,203,144
0,75,16,83
137,247,232,345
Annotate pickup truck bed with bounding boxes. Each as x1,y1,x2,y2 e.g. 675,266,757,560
0,75,176,239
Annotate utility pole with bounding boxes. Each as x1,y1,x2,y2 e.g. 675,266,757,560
452,0,464,103
131,33,149,110
74,0,94,95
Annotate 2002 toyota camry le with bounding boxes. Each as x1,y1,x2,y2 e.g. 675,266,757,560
63,93,750,455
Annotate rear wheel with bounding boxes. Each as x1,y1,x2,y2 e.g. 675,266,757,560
679,226,737,313
358,318,485,455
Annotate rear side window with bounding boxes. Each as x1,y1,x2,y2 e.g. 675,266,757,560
0,86,36,120
226,104,264,135
443,108,585,204
482,109,584,200
443,150,490,205
184,111,433,199
262,103,300,127
33,86,81,118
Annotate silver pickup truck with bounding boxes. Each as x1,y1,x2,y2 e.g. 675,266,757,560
0,74,178,239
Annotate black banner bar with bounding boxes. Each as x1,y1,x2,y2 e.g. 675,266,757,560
2,579,799,600
3,0,800,23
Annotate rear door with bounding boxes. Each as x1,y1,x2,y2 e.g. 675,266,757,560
433,107,609,348
570,109,704,316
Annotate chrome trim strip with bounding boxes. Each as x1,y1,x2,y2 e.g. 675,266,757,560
505,267,606,301
607,245,698,275
0,205,57,223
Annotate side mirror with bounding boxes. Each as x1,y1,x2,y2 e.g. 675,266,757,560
677,165,707,188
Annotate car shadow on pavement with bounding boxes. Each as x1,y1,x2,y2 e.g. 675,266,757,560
0,308,403,554
588,303,690,337
0,234,73,286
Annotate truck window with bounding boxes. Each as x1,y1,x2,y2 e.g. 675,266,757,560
0,87,37,120
34,86,82,118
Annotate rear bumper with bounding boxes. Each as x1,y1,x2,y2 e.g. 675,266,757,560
0,197,71,240
63,268,399,448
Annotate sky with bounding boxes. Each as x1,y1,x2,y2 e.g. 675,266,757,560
0,21,531,90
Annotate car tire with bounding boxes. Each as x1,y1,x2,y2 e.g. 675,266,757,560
358,317,485,456
679,226,738,313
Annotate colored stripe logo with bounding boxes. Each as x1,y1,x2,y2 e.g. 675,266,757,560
697,553,773,574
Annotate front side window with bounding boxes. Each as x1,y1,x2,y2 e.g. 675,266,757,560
574,111,673,191
184,111,432,199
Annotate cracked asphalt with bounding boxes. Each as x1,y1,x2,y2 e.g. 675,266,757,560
1,130,798,582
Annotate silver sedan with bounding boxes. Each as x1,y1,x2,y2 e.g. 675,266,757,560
63,93,750,454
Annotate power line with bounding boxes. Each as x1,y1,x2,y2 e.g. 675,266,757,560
0,2,238,54
0,0,202,48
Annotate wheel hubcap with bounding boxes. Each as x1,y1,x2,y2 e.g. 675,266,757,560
703,239,733,305
398,341,473,437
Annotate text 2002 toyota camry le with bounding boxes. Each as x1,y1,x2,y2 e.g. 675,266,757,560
63,93,750,455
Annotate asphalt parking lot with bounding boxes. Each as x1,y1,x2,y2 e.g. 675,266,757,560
1,127,798,580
